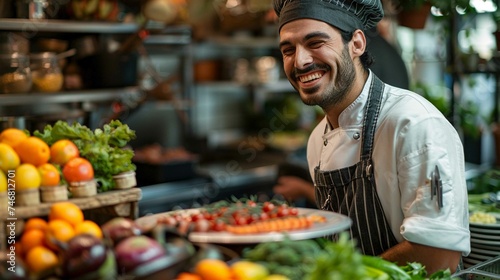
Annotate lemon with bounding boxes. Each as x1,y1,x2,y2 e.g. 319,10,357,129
0,143,20,173
231,260,269,280
15,163,41,190
0,170,6,192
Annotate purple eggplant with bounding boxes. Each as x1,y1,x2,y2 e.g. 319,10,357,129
60,233,117,279
114,235,167,275
101,217,142,246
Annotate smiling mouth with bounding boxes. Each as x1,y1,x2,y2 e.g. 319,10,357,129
298,71,324,83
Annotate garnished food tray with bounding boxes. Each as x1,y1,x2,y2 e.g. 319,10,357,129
136,207,352,244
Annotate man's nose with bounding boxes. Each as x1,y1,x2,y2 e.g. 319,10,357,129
294,46,313,69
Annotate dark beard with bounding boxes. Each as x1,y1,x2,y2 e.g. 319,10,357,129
301,46,356,110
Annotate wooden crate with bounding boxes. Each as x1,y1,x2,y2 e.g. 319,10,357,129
0,188,142,251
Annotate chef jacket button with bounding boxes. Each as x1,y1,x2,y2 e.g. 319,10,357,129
324,139,328,146
353,132,360,140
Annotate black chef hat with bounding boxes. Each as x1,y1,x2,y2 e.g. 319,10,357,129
274,0,384,32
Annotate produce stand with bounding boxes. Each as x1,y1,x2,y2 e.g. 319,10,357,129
0,188,142,251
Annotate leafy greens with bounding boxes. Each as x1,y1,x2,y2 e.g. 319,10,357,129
34,120,136,192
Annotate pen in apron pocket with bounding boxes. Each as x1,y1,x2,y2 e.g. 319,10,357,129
431,165,443,209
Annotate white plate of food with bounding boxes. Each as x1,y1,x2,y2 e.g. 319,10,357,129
469,212,500,229
136,207,352,244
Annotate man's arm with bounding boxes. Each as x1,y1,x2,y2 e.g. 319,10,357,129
273,176,315,203
380,240,462,274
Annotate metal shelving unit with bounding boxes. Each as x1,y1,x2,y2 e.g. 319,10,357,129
0,20,193,130
0,87,141,106
0,18,139,33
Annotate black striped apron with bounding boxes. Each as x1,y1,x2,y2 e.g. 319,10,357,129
314,76,399,256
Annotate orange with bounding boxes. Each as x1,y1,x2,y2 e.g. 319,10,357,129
25,245,59,273
74,220,103,239
50,139,80,166
20,229,46,255
38,163,61,187
176,272,203,280
14,243,23,260
24,217,48,232
45,219,75,251
0,143,20,173
14,163,41,191
194,259,232,280
62,157,94,183
14,136,50,166
48,201,84,227
0,128,28,149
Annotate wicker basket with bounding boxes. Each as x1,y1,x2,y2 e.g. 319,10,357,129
40,185,68,202
16,188,40,206
113,171,137,190
453,256,500,280
69,180,97,197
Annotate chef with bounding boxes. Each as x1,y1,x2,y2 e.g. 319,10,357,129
272,0,470,274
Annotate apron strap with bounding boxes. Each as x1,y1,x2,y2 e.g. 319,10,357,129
360,75,384,161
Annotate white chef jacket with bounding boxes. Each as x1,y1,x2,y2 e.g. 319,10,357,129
307,71,471,256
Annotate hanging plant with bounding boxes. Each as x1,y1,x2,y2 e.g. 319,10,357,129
392,0,477,29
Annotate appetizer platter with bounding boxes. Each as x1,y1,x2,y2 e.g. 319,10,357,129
135,199,352,244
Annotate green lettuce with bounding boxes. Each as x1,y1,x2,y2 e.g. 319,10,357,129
34,120,136,192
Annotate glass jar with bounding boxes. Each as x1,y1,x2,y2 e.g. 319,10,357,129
30,52,64,93
0,53,32,94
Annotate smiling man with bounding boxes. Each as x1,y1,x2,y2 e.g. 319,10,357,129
273,0,470,274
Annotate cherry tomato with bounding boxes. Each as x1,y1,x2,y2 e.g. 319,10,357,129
203,212,213,220
262,202,275,212
277,207,290,217
289,207,299,216
211,219,226,232
62,157,94,183
259,212,270,221
249,213,261,224
191,213,205,222
232,214,250,226
246,200,257,207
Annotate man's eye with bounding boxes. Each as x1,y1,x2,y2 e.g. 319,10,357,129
281,48,295,56
309,41,324,48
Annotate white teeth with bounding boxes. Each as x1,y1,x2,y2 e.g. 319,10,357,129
299,72,322,82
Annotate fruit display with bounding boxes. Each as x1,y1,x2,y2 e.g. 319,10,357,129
34,120,136,192
0,120,136,205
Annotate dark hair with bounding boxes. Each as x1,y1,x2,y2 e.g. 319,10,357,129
340,30,374,70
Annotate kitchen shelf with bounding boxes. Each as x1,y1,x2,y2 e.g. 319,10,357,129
204,35,279,49
0,18,191,35
0,18,139,33
0,87,141,106
194,80,292,91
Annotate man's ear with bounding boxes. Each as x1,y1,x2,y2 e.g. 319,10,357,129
350,29,367,57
